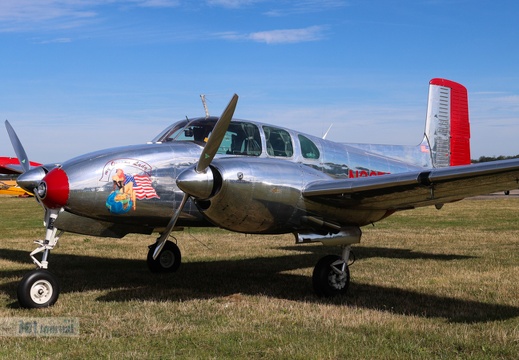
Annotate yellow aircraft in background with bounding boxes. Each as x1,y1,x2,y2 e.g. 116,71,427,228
0,179,32,197
0,156,41,197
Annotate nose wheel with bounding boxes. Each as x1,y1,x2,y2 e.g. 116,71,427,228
17,269,60,309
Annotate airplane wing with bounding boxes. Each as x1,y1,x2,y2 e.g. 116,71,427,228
0,163,24,174
303,159,519,210
0,165,24,174
0,157,42,175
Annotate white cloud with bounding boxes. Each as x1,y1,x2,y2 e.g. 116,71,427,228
471,93,519,121
250,26,326,43
0,0,102,32
0,0,181,32
494,95,519,108
207,0,346,13
133,0,181,7
265,0,347,16
206,0,261,8
0,0,98,22
218,25,327,44
38,37,73,44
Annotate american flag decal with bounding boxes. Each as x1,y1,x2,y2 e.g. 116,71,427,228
420,144,430,153
133,174,160,200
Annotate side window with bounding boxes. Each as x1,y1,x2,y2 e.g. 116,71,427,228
298,134,320,159
263,126,293,157
218,122,261,156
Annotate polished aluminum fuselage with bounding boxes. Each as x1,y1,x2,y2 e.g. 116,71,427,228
52,117,429,237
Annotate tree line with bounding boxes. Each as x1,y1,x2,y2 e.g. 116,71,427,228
472,155,519,163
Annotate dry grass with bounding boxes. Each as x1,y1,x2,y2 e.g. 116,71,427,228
0,196,518,359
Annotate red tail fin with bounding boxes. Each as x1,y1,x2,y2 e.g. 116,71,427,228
424,78,471,167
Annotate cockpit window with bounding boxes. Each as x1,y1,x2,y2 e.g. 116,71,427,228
152,118,261,156
298,134,320,159
263,126,293,157
220,122,261,156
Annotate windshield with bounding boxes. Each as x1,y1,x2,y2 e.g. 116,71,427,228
151,119,190,143
152,118,262,156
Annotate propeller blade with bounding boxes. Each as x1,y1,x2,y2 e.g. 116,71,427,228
5,120,30,173
152,192,189,260
196,94,238,173
154,94,239,259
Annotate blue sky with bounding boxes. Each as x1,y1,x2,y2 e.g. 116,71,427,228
1,0,518,164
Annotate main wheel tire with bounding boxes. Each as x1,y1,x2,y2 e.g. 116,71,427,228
147,240,182,273
312,255,350,297
17,269,60,309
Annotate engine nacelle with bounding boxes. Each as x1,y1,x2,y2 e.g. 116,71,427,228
193,158,331,234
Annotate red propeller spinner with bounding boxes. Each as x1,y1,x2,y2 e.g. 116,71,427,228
37,167,70,209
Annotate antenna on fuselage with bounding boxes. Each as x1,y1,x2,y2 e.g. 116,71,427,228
322,124,333,139
200,94,210,118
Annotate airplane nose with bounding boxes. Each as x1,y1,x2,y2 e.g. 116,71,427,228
38,167,70,209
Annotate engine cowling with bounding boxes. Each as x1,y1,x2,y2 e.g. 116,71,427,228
177,157,331,234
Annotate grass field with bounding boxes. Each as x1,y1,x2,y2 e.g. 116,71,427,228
0,196,518,359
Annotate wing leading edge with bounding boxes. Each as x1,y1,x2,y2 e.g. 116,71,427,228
0,157,42,175
303,159,519,210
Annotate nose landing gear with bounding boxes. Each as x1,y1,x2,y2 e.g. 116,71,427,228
17,208,62,309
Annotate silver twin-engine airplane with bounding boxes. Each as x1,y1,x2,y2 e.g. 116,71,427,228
4,78,519,308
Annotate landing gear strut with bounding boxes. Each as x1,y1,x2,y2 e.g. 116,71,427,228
312,245,352,297
17,209,62,309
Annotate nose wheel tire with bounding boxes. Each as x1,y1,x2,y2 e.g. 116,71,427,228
312,255,350,297
17,269,60,309
147,240,182,273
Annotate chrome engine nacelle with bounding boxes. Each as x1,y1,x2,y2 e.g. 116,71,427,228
194,158,331,234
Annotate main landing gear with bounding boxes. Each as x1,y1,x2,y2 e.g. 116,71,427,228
18,215,351,307
312,245,353,297
147,240,182,273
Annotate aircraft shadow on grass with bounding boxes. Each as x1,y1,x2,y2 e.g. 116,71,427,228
0,247,516,323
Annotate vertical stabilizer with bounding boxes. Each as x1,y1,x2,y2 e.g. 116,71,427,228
423,78,471,167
